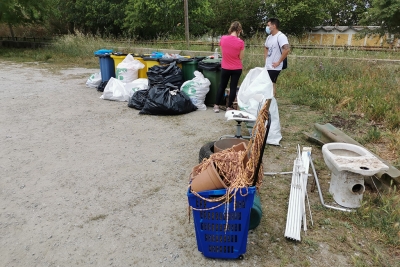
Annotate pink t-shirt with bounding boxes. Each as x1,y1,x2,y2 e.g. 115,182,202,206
219,35,244,70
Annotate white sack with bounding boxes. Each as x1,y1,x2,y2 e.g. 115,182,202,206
237,67,282,145
125,78,149,94
86,72,102,88
101,78,131,101
116,54,145,83
180,71,210,111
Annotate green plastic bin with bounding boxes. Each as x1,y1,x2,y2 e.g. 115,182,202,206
181,59,198,82
198,58,223,106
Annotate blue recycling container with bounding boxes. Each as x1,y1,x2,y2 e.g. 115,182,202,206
97,54,115,82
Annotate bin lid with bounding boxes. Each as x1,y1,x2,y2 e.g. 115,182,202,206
96,54,112,58
201,58,222,64
143,57,160,61
194,56,206,61
179,57,193,63
198,58,221,71
159,58,180,64
112,52,141,57
94,49,113,56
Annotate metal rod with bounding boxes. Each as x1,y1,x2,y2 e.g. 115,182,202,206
308,153,353,212
306,190,314,226
264,171,293,176
371,175,383,199
264,172,312,176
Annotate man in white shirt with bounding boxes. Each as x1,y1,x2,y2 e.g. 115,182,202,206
264,18,290,97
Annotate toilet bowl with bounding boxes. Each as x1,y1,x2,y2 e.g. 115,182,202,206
322,143,388,208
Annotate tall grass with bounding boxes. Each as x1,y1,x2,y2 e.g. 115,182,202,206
276,57,400,130
353,186,400,247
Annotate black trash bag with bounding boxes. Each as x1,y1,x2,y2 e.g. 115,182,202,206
147,61,183,87
158,58,177,65
97,80,108,92
128,89,149,110
139,83,197,115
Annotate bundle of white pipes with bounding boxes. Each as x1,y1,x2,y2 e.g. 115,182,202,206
284,146,313,241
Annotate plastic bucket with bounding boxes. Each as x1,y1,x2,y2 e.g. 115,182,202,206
214,138,249,153
190,161,227,192
249,193,263,230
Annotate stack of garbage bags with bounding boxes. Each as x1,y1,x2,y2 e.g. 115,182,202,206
129,61,197,115
147,61,184,88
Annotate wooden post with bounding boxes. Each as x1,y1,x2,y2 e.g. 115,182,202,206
184,0,189,49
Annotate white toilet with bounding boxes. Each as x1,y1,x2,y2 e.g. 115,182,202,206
322,143,389,208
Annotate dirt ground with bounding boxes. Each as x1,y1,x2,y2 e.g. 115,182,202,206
0,61,397,267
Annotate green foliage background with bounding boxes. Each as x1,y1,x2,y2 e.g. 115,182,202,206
1,0,399,39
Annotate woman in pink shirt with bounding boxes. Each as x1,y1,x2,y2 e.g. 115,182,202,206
213,21,245,113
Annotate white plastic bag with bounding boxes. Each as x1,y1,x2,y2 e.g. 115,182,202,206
237,67,282,145
101,78,149,101
125,78,149,94
101,77,132,101
180,71,210,111
86,72,102,88
116,54,145,83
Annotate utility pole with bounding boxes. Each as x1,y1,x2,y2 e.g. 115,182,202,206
184,0,189,49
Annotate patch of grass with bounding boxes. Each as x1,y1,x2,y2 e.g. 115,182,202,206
363,127,381,143
352,187,400,247
88,214,108,221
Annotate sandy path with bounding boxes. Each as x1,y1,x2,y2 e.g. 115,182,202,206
0,61,250,266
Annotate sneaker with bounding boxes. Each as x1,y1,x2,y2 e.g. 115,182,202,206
226,107,235,111
213,105,220,113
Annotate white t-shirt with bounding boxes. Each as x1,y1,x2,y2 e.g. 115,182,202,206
265,31,289,71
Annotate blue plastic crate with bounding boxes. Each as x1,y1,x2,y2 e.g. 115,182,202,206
187,186,256,259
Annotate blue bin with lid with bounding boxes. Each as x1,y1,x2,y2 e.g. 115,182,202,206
95,49,115,82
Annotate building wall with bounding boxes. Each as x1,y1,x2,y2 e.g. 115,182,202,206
299,27,399,47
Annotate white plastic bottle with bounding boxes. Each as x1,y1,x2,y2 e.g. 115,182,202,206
213,48,218,59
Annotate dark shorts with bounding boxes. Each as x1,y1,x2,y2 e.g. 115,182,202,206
267,70,281,83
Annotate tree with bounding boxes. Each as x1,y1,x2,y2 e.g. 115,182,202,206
202,0,265,37
63,0,128,37
324,0,370,26
360,0,400,36
262,0,329,36
124,0,212,39
0,0,51,39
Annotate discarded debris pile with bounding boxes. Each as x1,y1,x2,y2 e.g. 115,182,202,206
187,99,271,259
276,140,390,242
305,123,399,190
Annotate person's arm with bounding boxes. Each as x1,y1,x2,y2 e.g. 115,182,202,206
239,49,244,60
264,46,268,63
272,43,290,68
281,44,290,60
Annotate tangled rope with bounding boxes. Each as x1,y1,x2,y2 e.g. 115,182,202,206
190,99,271,210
